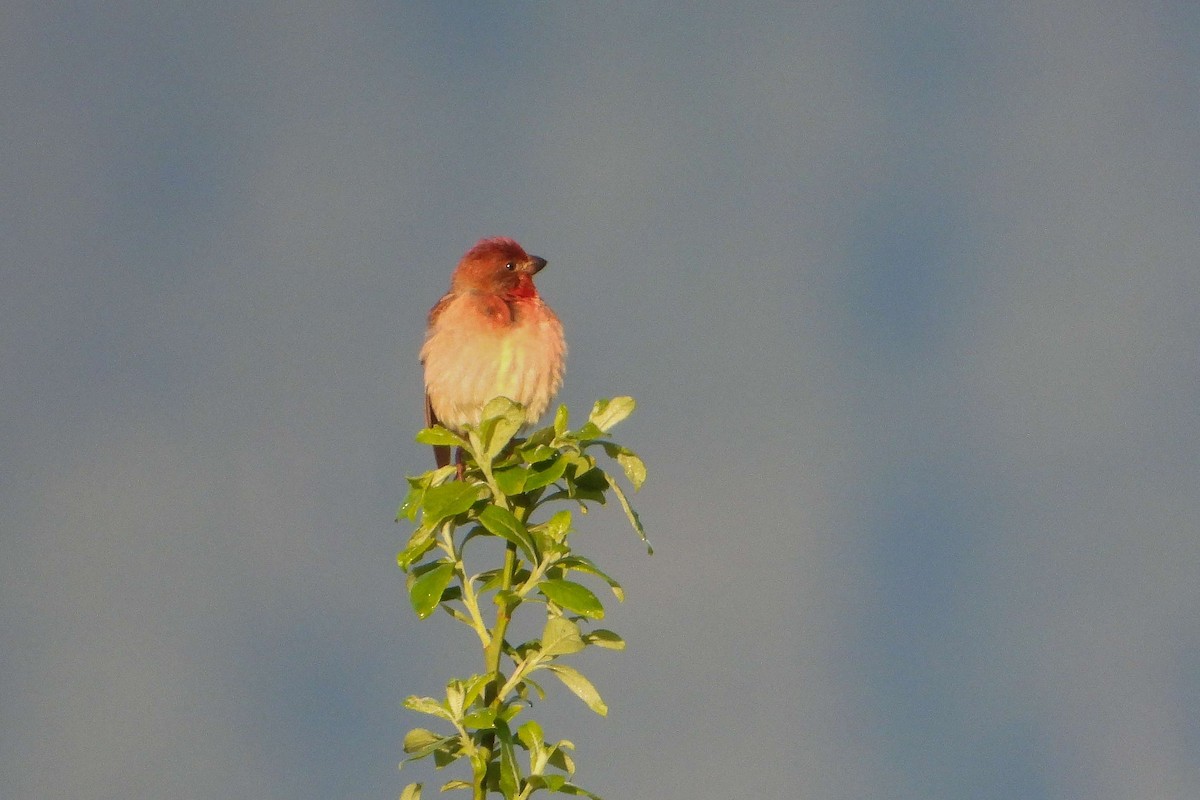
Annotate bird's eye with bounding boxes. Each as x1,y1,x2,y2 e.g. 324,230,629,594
505,262,516,271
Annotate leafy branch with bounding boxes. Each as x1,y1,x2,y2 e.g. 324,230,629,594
396,397,649,800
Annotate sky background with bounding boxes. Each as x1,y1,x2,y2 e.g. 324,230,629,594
3,3,1200,799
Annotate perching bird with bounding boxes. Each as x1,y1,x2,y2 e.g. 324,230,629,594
420,237,566,468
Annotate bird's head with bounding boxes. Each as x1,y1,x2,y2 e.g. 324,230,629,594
451,237,547,299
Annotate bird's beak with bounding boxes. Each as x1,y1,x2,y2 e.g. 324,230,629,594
528,256,547,274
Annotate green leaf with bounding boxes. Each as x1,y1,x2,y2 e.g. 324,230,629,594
564,463,609,506
562,450,594,472
445,678,465,718
571,466,609,492
403,695,453,722
409,562,455,619
600,443,646,491
396,525,437,571
440,779,472,791
611,480,652,554
583,629,626,650
461,707,496,729
618,452,646,490
494,465,530,495
473,566,503,592
527,531,564,561
402,733,458,763
516,675,547,702
538,580,604,620
530,774,568,792
587,396,636,432
402,728,445,755
478,505,538,561
521,421,556,449
573,422,605,440
547,745,575,775
523,455,568,492
497,701,524,724
421,482,485,526
396,481,425,522
540,615,586,656
533,510,572,544
495,718,520,799
479,397,525,459
399,782,423,800
482,395,522,420
415,426,468,447
430,464,459,484
558,556,624,601
521,442,559,464
553,404,568,436
462,672,492,708
516,719,545,752
543,664,607,716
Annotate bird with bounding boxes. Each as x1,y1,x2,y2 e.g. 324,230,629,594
420,237,566,469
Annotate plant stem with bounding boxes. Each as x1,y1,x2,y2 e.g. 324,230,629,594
470,448,534,796
475,540,518,797
483,542,517,680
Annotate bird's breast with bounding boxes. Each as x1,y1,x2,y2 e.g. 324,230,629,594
421,294,566,431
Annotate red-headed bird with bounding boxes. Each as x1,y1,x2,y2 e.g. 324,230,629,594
421,237,566,468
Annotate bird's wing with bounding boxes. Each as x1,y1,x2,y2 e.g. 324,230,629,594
424,390,452,469
423,291,457,469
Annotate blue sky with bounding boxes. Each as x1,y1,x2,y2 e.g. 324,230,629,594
4,3,1200,799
